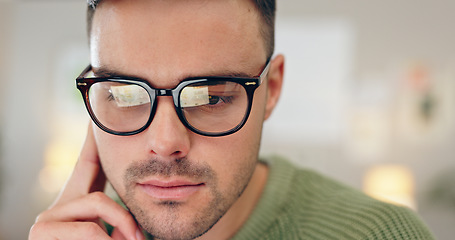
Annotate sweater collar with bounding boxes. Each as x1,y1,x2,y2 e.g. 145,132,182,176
232,156,297,239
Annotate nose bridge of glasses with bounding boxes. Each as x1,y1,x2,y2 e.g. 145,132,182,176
154,88,181,110
154,89,176,104
156,89,173,96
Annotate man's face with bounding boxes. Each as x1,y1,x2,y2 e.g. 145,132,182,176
91,0,268,239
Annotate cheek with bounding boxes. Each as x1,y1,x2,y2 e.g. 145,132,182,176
93,127,137,194
197,86,267,191
195,135,257,201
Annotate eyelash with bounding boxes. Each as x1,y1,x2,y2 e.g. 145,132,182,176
107,93,115,101
215,96,234,104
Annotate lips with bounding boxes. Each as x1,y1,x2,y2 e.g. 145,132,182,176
138,179,204,201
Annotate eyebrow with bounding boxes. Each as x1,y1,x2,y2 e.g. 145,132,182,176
93,67,138,79
92,66,256,81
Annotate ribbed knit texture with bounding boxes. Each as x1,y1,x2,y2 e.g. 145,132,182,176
231,156,435,240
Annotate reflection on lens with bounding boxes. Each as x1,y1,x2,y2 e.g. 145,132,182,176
180,81,248,134
110,84,150,107
89,82,152,132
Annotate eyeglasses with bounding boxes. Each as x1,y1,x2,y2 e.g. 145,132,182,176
76,60,271,137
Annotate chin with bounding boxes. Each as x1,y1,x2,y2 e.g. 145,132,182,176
132,202,225,240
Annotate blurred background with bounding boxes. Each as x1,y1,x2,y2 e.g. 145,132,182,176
0,0,454,239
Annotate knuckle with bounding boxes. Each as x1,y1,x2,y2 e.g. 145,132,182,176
117,210,134,225
121,211,134,223
88,191,107,202
82,221,105,236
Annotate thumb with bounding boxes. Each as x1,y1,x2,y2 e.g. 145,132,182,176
112,227,145,240
111,228,127,240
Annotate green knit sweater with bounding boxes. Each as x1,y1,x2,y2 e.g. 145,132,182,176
139,156,434,239
231,156,435,240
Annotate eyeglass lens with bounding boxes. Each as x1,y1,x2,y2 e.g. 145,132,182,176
87,80,249,135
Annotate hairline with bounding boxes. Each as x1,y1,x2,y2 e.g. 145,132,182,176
86,0,275,59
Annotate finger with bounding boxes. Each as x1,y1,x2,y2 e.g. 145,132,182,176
111,224,146,240
112,228,145,240
111,228,128,240
37,192,140,240
29,221,111,240
56,124,106,205
111,228,146,240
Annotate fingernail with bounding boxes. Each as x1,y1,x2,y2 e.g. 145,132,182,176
136,229,145,240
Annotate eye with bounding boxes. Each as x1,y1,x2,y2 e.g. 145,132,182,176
107,91,115,101
208,95,233,105
208,96,221,105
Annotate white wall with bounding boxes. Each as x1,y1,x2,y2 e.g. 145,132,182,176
0,2,87,239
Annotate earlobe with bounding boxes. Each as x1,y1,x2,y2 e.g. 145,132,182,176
264,54,285,120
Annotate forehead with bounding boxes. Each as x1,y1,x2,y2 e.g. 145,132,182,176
90,0,266,86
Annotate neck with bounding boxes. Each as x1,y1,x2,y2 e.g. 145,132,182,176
196,162,269,240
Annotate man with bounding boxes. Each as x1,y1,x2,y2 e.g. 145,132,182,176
29,0,434,239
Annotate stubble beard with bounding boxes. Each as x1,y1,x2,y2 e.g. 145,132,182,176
115,158,254,240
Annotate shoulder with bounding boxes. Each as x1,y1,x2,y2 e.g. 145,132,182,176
255,156,435,240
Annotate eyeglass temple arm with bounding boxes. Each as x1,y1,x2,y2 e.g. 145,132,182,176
258,59,272,84
77,65,93,79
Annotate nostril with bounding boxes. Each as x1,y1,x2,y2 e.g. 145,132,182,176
172,151,184,158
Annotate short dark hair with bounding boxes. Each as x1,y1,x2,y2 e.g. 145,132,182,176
86,0,276,59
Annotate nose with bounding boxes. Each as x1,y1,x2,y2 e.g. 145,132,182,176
144,96,191,159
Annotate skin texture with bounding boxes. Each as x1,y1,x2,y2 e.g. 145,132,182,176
29,0,284,240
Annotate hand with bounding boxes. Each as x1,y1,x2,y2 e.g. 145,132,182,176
29,124,144,240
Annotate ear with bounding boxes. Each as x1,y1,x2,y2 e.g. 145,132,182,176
264,54,285,120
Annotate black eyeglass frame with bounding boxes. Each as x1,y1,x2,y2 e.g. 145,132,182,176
76,60,271,137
